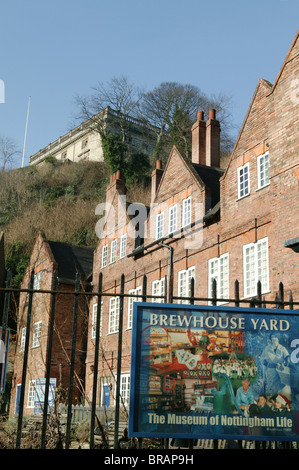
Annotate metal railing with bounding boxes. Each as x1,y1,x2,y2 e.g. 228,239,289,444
0,269,298,449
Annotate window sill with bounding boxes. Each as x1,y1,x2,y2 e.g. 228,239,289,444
256,183,270,192
236,192,251,202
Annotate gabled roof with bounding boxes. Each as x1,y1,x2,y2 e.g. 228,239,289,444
48,241,94,285
222,78,272,179
192,163,224,208
267,29,299,96
153,146,224,212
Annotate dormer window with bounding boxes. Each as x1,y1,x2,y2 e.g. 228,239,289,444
237,163,250,199
257,151,270,189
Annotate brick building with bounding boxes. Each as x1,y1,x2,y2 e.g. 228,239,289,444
85,31,299,409
10,233,94,416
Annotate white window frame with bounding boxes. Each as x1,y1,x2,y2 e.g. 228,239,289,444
119,373,130,407
27,380,35,408
110,239,117,264
120,234,127,259
127,286,142,329
182,196,191,227
91,303,103,339
237,163,250,199
178,266,195,304
208,253,229,304
20,327,26,352
169,204,177,234
101,244,108,268
243,237,269,298
257,151,270,189
108,297,120,334
33,271,42,290
32,321,42,348
152,277,166,303
156,212,164,239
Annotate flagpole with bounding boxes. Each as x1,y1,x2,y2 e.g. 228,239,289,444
22,96,31,168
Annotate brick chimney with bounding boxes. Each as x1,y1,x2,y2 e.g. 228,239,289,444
191,109,220,168
151,160,163,203
106,170,126,205
191,111,206,165
206,109,220,168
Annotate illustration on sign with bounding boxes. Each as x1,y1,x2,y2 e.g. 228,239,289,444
129,304,299,442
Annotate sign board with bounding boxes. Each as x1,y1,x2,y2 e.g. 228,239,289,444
34,378,57,414
129,303,299,442
0,327,10,393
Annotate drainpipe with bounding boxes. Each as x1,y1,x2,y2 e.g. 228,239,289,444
160,242,173,303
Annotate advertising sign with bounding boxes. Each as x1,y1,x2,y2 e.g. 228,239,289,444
34,378,57,414
129,303,299,442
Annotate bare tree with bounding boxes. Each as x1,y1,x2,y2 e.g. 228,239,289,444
74,75,143,142
138,82,235,161
0,136,20,172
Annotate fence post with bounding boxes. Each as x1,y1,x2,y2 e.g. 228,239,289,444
65,272,80,449
16,269,35,449
41,270,57,449
0,269,11,393
212,278,217,306
279,282,284,309
211,279,218,450
136,275,148,449
289,291,293,310
114,274,125,449
257,281,262,307
90,272,108,449
234,280,240,307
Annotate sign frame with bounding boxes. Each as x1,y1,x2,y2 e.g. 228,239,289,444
129,302,299,442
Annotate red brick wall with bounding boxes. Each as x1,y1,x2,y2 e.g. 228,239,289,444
10,234,87,416
86,33,299,406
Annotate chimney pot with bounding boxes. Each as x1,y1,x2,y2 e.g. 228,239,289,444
198,111,204,121
156,160,162,170
208,109,216,120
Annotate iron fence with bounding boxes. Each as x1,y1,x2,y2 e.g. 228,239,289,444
0,268,298,450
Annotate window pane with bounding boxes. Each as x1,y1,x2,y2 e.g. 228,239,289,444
120,235,127,259
238,164,250,198
110,240,117,263
169,205,177,233
182,197,191,227
102,245,108,267
156,213,164,239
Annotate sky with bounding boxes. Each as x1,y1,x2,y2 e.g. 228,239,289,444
0,0,298,168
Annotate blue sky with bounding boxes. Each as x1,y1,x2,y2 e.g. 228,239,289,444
0,0,298,168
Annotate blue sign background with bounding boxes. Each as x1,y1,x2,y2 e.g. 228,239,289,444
129,303,299,442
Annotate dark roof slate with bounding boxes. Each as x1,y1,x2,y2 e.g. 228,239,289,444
48,241,94,285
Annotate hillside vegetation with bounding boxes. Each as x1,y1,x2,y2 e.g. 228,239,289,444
0,159,150,288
